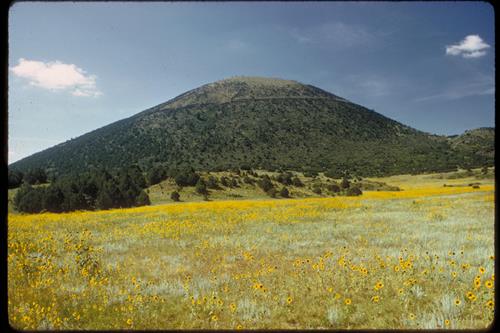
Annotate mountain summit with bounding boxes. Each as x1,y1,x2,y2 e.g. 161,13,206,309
10,76,494,177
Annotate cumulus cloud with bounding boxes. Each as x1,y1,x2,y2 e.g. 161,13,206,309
10,58,102,97
446,35,490,58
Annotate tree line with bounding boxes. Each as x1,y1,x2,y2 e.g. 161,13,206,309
12,166,150,213
8,168,48,188
9,164,367,214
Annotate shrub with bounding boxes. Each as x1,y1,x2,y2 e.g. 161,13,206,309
312,184,322,195
327,183,341,193
277,172,293,185
280,187,290,198
206,176,220,189
267,187,277,198
230,178,239,188
170,191,180,202
258,177,274,193
341,177,350,189
220,176,230,187
292,176,304,187
247,170,258,177
195,179,208,195
243,176,254,185
174,170,200,187
346,187,362,196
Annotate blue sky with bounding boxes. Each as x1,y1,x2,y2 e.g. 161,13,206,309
8,1,495,163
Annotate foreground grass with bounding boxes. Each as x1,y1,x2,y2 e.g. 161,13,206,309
8,179,495,329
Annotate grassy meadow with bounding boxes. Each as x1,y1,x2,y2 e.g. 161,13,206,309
8,171,495,329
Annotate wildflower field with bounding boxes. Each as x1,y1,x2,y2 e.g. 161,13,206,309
8,174,495,329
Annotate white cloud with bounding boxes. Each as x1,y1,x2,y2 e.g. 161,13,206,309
10,58,102,97
446,35,490,58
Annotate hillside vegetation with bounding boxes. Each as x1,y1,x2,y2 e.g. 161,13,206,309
9,77,494,179
8,166,495,214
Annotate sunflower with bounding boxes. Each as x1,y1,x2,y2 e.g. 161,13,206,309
486,300,494,308
344,298,352,305
479,267,486,275
474,276,481,289
371,295,380,303
485,280,494,289
374,281,384,290
287,297,293,305
454,299,461,306
467,291,477,301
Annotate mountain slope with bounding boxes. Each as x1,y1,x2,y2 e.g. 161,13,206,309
448,127,495,161
9,76,494,177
